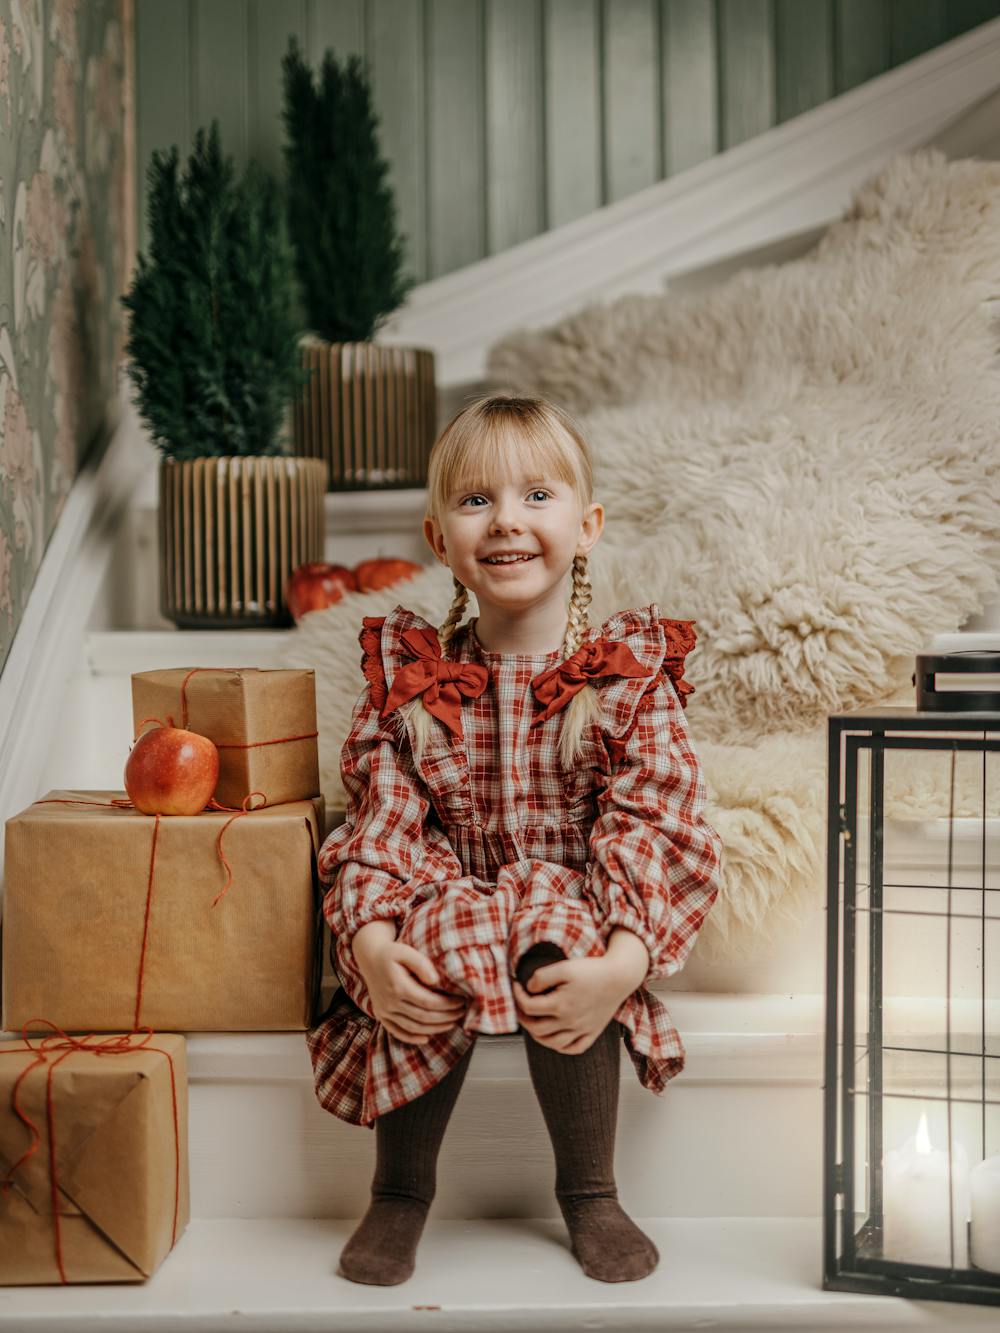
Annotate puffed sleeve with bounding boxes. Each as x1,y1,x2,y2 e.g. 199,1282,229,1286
586,670,723,982
319,681,467,959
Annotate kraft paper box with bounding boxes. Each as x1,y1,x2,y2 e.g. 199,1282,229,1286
2,790,325,1033
131,667,320,808
0,1031,190,1285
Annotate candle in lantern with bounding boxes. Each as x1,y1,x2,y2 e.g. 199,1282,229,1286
970,1154,1000,1273
883,1112,970,1268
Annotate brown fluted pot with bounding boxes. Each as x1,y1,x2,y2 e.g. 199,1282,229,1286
292,336,437,490
159,455,328,629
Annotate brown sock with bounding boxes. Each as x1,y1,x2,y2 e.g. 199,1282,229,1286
517,942,659,1283
337,1042,474,1285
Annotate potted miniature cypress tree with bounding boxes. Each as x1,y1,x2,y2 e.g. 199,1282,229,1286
281,37,436,491
121,120,326,628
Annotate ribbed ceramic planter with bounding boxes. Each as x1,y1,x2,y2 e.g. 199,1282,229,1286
292,336,437,490
159,456,328,629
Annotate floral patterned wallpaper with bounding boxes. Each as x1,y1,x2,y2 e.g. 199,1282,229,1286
0,0,130,677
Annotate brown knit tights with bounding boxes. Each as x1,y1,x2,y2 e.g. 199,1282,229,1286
337,1040,475,1285
337,942,658,1286
517,940,659,1282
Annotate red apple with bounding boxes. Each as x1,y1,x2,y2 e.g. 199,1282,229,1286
284,562,358,622
125,725,220,815
354,557,423,592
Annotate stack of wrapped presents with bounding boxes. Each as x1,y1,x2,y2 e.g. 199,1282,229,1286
0,667,325,1285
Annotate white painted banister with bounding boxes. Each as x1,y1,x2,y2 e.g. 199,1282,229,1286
377,19,1000,385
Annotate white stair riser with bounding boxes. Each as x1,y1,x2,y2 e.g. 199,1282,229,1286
186,1055,822,1221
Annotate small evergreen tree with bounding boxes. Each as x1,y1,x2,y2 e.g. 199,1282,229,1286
121,121,309,459
281,36,415,343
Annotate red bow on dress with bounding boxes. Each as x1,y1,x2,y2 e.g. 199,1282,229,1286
530,638,653,727
381,626,489,741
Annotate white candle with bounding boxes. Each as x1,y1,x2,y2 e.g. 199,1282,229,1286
884,1112,970,1268
970,1154,1000,1273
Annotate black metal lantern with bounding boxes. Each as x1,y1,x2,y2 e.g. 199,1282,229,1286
824,705,1000,1306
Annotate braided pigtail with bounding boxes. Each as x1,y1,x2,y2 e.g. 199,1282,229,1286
437,576,471,656
400,575,470,769
557,554,602,769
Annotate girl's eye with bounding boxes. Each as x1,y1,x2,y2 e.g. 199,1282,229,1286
460,490,551,506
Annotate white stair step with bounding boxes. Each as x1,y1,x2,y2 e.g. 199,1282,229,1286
0,997,824,1222
3,1214,998,1331
86,630,293,673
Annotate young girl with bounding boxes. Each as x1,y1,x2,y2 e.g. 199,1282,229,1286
307,394,723,1287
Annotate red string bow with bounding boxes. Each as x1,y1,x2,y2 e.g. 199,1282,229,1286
530,638,653,726
380,627,489,741
0,1021,181,1285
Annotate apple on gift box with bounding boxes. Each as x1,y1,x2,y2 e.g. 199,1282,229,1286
125,722,220,815
284,557,423,623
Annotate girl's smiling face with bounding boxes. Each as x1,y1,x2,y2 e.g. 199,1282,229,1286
424,470,603,620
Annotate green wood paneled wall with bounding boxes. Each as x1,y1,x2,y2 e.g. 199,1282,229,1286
135,0,1000,283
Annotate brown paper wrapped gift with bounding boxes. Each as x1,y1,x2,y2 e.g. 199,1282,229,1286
131,667,320,808
0,1030,189,1285
2,791,325,1032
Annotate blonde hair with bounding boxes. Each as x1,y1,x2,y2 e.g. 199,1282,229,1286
398,393,602,771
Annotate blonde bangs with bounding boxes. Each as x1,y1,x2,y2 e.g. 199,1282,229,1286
425,395,593,521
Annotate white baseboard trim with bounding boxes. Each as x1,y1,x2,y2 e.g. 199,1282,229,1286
0,377,153,855
376,18,1000,385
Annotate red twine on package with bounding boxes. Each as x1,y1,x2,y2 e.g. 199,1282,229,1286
30,791,268,1029
157,667,319,749
0,1022,182,1285
0,671,321,1280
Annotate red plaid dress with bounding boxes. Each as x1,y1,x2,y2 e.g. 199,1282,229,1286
306,602,723,1127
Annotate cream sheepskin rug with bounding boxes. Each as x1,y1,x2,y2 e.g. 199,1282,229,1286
282,149,1000,964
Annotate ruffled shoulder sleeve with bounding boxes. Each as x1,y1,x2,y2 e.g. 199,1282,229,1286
600,602,697,706
585,604,698,756
358,604,438,713
358,604,491,742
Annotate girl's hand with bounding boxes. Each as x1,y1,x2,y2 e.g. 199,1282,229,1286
358,940,468,1045
513,954,635,1055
